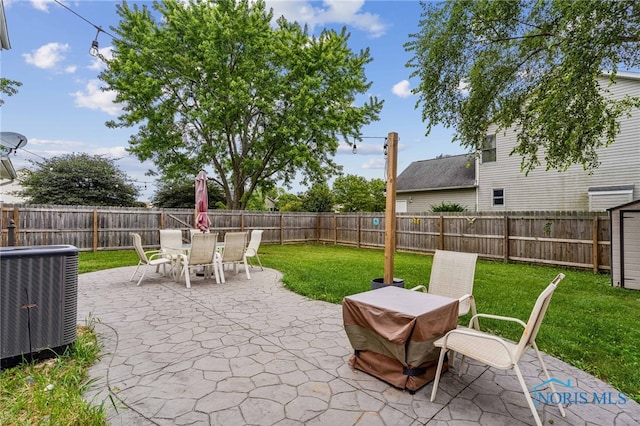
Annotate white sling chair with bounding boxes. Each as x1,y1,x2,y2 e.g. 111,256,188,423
218,231,250,282
177,232,220,288
410,250,479,328
129,232,172,286
430,273,566,426
244,229,264,271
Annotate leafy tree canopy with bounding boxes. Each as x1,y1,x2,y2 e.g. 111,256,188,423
301,182,334,212
152,176,225,209
19,153,139,206
333,174,385,212
277,192,303,212
0,77,22,107
406,0,640,174
100,0,383,209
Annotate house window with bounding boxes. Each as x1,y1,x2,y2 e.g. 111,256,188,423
482,135,496,163
492,188,504,206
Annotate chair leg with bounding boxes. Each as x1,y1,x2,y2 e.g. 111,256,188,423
216,256,226,284
255,253,263,271
243,256,251,280
533,343,566,418
458,354,466,376
184,266,191,289
130,262,143,282
213,260,221,284
136,266,148,286
513,364,543,426
430,347,448,402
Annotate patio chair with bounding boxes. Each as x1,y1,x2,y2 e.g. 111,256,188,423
129,232,172,286
157,229,183,275
410,249,479,329
218,231,250,283
244,229,264,271
430,273,566,426
176,232,220,288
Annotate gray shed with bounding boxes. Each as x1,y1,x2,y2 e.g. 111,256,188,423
608,199,640,290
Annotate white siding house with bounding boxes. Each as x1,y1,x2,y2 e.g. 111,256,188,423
396,72,639,213
477,72,640,212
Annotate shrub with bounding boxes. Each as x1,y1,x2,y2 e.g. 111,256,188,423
430,202,467,212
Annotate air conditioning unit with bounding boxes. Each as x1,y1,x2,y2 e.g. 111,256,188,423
1,245,78,369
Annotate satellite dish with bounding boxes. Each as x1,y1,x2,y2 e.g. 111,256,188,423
0,132,28,151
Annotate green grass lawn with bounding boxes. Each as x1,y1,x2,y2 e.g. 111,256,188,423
3,242,636,426
0,321,106,425
257,243,640,403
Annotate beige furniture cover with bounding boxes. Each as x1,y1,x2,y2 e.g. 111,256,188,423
343,286,458,392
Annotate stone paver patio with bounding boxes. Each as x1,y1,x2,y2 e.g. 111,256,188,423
79,266,640,425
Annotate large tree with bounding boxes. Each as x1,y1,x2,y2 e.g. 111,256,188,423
333,175,386,212
301,182,334,212
152,177,225,209
406,0,640,174
19,153,139,206
100,0,383,209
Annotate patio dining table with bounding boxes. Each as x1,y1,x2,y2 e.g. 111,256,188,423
343,285,459,393
165,242,225,280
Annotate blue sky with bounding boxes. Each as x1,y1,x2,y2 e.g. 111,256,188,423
1,0,467,201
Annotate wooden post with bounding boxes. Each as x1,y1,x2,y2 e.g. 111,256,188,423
383,132,398,285
280,213,284,244
504,214,509,262
439,215,444,250
592,215,599,272
93,209,98,252
12,207,19,246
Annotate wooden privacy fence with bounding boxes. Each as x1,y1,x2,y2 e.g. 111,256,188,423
1,204,610,272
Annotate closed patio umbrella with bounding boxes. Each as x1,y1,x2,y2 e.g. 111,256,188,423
195,171,211,232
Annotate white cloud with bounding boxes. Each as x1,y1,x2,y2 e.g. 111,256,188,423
94,146,129,157
65,65,77,73
29,0,56,12
267,0,387,38
362,157,385,169
23,42,70,69
392,80,412,98
71,79,120,116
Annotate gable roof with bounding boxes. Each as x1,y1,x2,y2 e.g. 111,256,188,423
396,153,476,192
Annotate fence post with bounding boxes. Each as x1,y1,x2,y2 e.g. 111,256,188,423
503,214,509,262
93,209,99,252
7,219,16,246
592,215,599,272
438,215,444,250
280,213,284,244
12,207,19,246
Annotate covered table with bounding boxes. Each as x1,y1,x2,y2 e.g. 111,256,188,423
343,286,459,392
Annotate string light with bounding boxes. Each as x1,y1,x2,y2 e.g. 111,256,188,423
89,27,103,57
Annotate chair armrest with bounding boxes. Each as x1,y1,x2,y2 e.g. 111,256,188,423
409,285,427,292
439,328,518,365
467,313,526,329
148,251,170,261
458,293,472,303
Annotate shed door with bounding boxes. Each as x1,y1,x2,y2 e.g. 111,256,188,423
622,212,640,290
